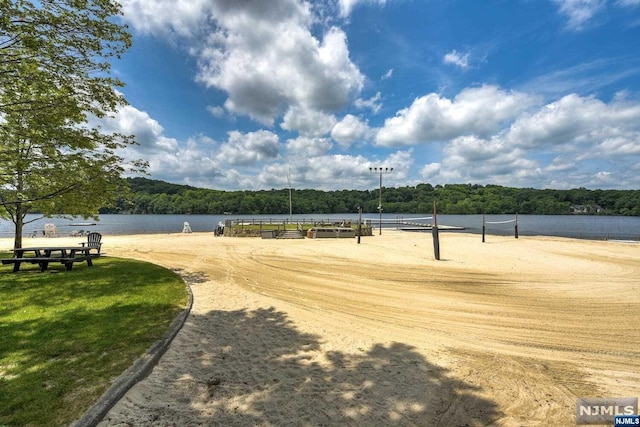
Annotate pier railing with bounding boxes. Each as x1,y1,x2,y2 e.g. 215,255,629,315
224,218,373,237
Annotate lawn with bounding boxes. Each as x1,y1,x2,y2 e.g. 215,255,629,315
0,255,189,427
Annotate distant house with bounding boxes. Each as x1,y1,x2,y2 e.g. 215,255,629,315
570,204,602,214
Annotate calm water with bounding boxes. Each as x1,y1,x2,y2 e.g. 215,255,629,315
1,213,639,241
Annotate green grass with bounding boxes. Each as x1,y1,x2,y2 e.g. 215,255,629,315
0,254,188,427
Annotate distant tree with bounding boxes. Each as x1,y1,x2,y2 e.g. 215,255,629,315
0,0,145,248
109,178,640,217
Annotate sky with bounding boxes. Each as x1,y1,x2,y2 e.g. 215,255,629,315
104,0,640,191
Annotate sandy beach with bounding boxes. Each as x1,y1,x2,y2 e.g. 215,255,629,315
9,231,639,425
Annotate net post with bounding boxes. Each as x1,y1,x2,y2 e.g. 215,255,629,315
432,201,440,260
482,213,486,243
357,207,362,244
514,213,519,239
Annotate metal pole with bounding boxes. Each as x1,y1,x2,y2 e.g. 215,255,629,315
378,171,382,235
369,167,393,236
288,167,292,223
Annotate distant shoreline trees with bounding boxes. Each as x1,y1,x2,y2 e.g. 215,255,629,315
101,178,640,216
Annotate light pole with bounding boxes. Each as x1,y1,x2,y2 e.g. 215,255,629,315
287,167,293,223
369,167,393,235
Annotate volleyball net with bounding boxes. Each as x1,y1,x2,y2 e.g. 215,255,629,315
482,215,519,241
359,214,521,242
361,216,434,223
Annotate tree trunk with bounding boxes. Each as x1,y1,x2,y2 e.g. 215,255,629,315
14,218,23,249
13,204,24,249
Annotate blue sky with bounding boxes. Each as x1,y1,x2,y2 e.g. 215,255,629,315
105,0,640,191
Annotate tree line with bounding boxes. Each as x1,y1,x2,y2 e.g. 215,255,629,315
102,178,640,216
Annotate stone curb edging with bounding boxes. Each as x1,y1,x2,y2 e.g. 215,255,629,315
72,277,194,427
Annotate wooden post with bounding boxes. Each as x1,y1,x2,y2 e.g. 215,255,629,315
515,213,519,239
482,213,486,243
357,207,362,244
432,201,440,260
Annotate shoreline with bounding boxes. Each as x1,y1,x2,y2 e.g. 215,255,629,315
2,213,640,241
1,229,639,248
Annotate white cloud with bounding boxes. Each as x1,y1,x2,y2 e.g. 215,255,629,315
597,134,640,156
331,114,371,148
98,106,227,182
552,0,605,30
443,50,469,69
338,0,387,18
98,105,178,153
381,69,393,80
257,153,373,190
506,94,640,153
120,0,210,37
216,130,280,166
286,136,333,157
375,85,538,146
207,106,225,118
420,163,441,181
617,0,640,7
521,58,640,98
280,106,337,137
144,137,223,182
196,8,363,125
121,0,364,126
416,92,640,187
418,134,542,186
355,92,382,113
383,150,414,180
250,149,414,191
443,135,537,182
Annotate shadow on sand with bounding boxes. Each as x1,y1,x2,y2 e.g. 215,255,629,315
102,306,501,426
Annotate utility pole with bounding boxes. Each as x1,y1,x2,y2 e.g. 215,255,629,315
288,167,292,223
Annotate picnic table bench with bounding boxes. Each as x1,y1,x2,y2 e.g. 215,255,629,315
2,246,100,272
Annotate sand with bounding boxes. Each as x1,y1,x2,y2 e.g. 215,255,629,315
8,231,640,425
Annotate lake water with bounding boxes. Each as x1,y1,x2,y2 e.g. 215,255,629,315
1,213,639,241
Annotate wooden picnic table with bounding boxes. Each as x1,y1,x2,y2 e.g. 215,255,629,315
2,245,99,272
